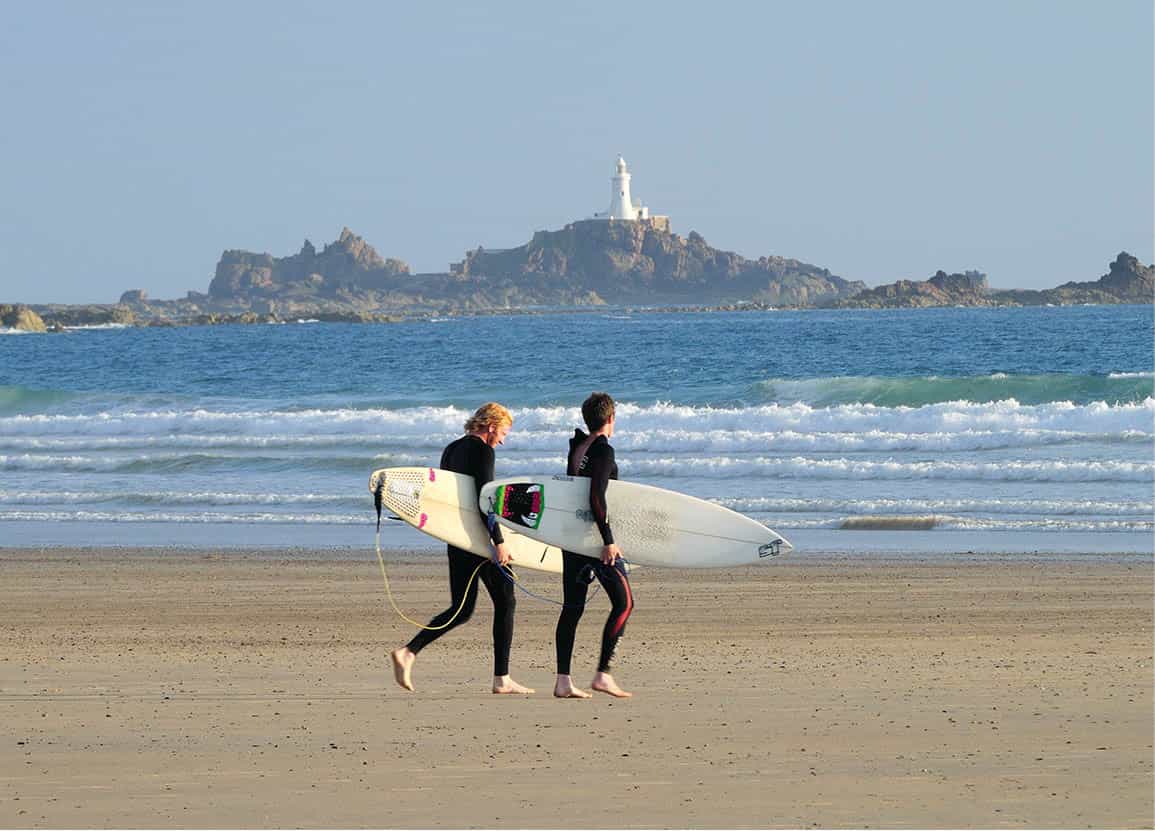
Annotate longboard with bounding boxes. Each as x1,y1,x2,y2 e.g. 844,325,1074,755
369,467,563,574
481,475,791,568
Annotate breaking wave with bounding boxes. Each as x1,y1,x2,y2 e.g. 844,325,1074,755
748,373,1154,406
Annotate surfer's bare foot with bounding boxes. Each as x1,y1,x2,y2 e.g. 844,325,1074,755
591,672,632,698
390,647,415,691
492,675,535,695
553,674,592,699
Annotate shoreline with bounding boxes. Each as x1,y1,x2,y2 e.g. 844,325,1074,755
2,548,1151,827
4,533,1150,566
3,300,1152,333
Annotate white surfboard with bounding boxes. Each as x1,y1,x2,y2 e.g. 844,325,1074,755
480,475,791,568
369,467,563,574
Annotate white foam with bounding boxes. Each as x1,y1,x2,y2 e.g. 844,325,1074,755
932,516,1154,532
0,510,367,524
719,496,1155,517
0,490,352,506
1,399,1151,441
1,425,1148,455
608,455,1154,482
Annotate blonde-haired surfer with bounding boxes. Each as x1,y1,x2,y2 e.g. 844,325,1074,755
390,402,534,695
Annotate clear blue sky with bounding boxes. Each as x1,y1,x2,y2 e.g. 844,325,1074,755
2,1,1151,303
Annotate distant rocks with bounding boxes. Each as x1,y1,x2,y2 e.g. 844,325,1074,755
208,228,410,301
1097,252,1154,300
29,304,136,328
189,222,864,315
14,229,1148,329
0,304,47,332
996,252,1154,306
837,254,1153,308
453,220,866,307
837,270,993,308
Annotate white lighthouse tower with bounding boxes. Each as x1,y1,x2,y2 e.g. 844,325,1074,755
607,155,638,220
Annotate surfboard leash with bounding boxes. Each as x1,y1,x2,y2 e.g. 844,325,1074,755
495,557,636,609
374,530,485,631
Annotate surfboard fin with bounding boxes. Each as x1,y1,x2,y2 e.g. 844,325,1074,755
373,481,384,532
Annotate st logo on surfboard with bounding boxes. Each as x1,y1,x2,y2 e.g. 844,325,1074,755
493,483,544,530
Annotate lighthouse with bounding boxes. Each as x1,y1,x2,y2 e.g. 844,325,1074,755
608,155,638,220
588,156,668,230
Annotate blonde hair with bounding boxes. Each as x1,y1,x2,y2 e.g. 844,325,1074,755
464,402,513,434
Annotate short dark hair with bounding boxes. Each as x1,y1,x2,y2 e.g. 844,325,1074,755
581,392,615,431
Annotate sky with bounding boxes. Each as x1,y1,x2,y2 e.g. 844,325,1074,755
1,1,1151,303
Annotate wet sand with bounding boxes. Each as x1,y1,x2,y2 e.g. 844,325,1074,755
1,548,1151,829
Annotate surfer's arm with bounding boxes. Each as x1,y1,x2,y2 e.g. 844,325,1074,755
587,447,615,547
474,443,506,547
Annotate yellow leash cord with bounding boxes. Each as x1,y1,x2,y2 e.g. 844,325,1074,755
374,530,487,630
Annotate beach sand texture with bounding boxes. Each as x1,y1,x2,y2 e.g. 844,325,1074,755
2,549,1151,829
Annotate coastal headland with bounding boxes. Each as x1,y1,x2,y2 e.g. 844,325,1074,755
1,549,1150,827
4,223,1151,330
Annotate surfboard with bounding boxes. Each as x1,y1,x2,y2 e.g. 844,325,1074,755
368,467,563,574
480,476,791,568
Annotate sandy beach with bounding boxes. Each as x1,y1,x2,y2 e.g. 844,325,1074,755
1,548,1151,829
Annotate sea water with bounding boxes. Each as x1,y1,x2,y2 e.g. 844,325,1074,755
0,305,1151,556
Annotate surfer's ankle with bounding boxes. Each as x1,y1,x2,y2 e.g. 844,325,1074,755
492,675,535,694
591,672,632,698
553,674,592,699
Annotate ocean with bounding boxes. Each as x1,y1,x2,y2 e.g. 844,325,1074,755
1,305,1152,557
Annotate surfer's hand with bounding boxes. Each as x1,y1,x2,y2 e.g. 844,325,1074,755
601,543,621,565
494,542,512,567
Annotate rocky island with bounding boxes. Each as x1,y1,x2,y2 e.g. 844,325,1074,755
838,253,1153,309
3,153,1150,329
4,229,1151,331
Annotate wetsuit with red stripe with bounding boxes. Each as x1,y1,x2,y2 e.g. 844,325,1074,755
555,429,634,675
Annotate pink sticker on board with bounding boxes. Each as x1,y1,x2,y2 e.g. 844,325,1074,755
418,513,428,529
428,469,436,481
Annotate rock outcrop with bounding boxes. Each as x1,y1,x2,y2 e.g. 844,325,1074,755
837,270,993,308
29,304,136,328
453,220,865,307
837,254,1153,308
0,304,47,332
208,228,411,301
995,252,1154,306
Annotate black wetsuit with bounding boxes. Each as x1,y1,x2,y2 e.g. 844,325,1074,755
405,435,516,677
555,429,635,675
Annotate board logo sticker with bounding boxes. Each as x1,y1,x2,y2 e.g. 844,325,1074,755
758,539,784,558
495,483,544,530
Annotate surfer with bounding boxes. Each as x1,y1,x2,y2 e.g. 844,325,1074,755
390,403,535,695
554,392,635,699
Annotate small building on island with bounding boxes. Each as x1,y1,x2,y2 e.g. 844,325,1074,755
591,155,670,232
450,156,670,274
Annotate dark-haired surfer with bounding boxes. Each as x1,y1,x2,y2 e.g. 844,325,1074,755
554,391,634,699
